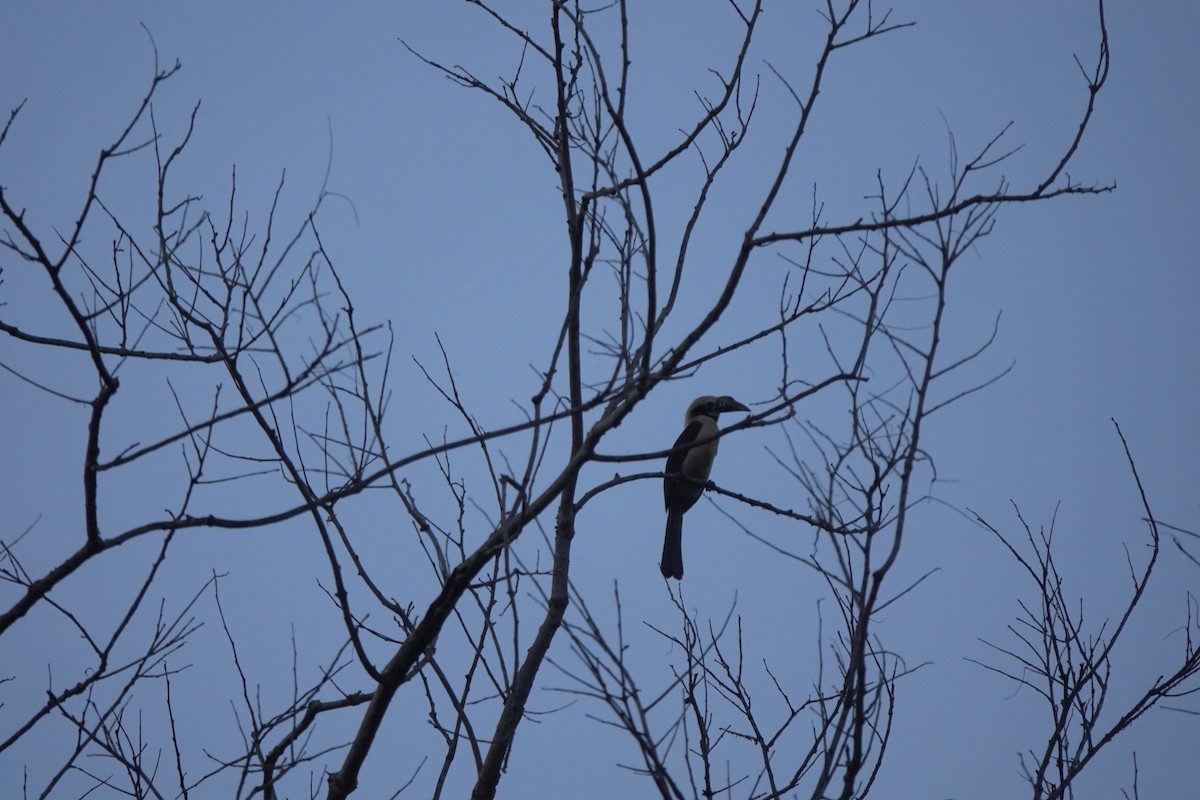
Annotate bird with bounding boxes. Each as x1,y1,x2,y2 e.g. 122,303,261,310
661,395,750,579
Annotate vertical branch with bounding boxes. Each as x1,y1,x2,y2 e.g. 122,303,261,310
471,5,588,797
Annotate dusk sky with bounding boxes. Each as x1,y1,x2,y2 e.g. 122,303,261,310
2,3,1197,798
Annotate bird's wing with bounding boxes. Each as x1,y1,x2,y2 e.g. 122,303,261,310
664,421,702,507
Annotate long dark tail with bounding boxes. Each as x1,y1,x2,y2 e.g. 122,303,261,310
661,509,684,579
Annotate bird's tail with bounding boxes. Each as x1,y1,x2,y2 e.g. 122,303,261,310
661,509,684,579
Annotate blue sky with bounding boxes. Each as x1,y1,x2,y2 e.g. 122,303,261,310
2,2,1197,798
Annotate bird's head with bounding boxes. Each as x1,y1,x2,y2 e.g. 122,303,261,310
685,395,751,423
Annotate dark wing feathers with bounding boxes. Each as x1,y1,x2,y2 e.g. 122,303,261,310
664,421,702,508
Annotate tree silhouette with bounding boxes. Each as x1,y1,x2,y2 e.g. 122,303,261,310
2,2,1194,798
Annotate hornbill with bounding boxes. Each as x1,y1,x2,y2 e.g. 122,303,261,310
661,395,750,579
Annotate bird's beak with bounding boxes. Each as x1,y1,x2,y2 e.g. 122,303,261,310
717,396,750,414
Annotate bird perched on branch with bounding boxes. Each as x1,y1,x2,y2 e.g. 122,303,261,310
661,395,750,579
